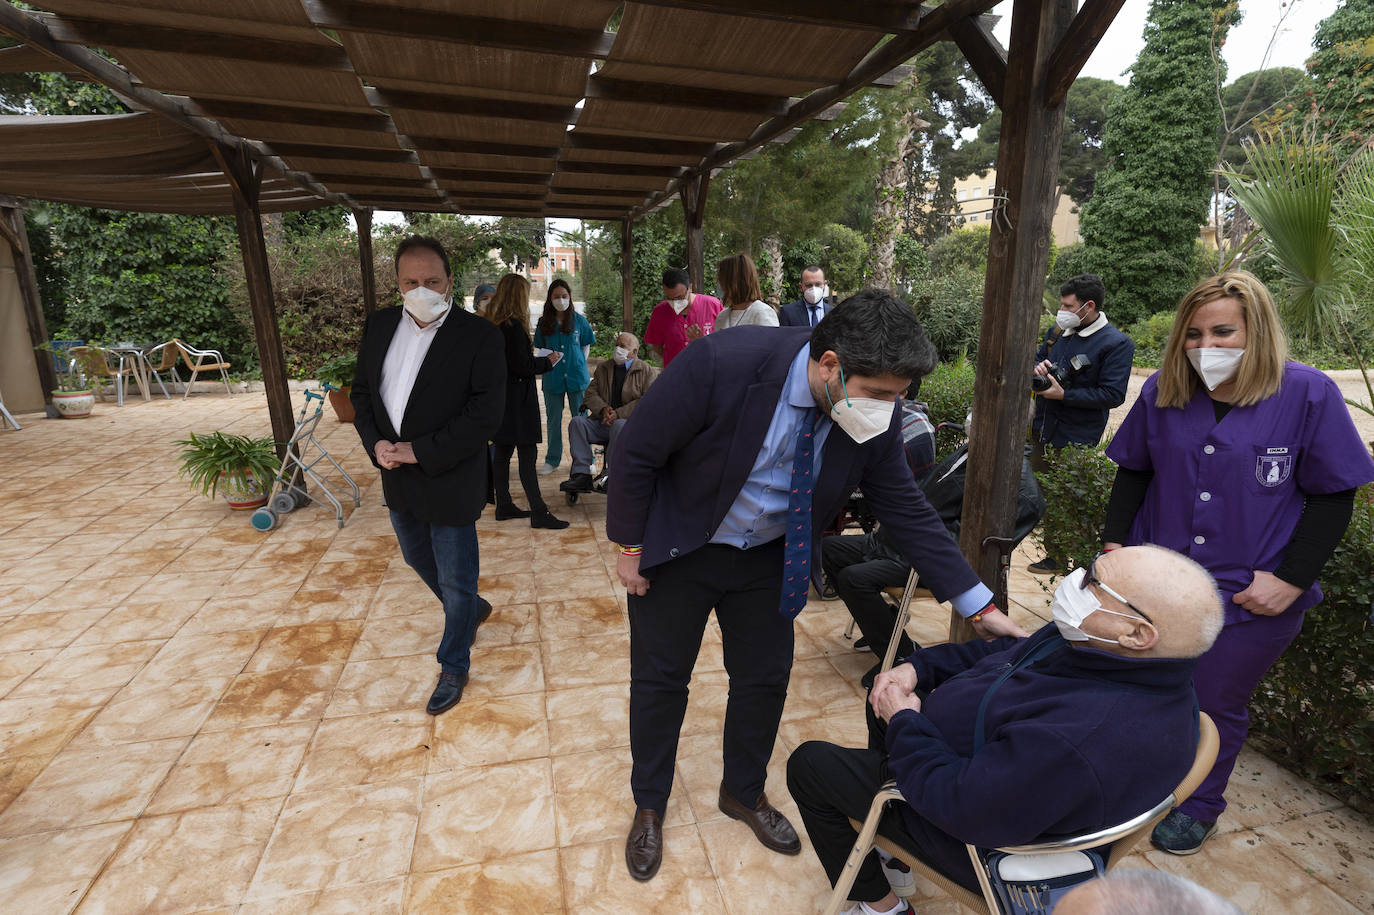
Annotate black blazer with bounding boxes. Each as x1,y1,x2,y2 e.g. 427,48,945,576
778,296,836,327
351,306,506,525
493,318,554,445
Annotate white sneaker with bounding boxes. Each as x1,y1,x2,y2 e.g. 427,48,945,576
537,463,557,476
839,901,913,915
877,848,916,898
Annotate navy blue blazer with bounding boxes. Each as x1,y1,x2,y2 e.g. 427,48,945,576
778,296,836,327
606,326,982,603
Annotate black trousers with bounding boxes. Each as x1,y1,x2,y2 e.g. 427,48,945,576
492,441,547,512
628,540,793,817
821,535,915,662
786,741,978,902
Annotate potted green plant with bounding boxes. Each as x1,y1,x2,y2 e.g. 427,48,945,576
316,351,357,423
175,431,280,510
34,341,95,418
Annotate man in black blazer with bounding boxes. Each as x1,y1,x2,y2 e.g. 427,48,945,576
608,290,1028,881
778,264,837,327
351,236,506,715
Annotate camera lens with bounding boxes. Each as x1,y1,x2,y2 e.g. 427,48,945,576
1031,376,1051,392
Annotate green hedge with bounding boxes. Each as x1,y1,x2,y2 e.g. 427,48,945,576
1034,442,1117,574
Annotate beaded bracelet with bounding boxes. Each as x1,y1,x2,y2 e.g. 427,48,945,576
618,545,643,557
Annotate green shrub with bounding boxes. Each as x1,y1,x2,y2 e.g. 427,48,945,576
1251,484,1374,811
909,267,984,362
1033,442,1117,575
928,225,990,274
920,359,978,453
1122,311,1175,368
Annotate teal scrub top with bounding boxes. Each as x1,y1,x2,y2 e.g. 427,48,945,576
534,311,595,393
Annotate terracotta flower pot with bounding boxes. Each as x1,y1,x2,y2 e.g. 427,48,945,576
220,471,270,510
51,390,95,418
327,387,354,424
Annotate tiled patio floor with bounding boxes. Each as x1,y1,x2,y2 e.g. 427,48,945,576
1,392,1370,913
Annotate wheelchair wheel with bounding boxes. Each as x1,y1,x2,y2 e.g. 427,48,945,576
291,487,311,509
565,491,579,505
270,492,296,514
250,507,279,532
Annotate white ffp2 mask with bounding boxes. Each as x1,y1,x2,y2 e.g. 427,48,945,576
1187,347,1244,391
1051,568,1144,645
803,286,828,305
669,297,690,315
824,369,895,444
403,285,450,323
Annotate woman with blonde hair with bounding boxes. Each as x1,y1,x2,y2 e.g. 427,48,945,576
713,253,778,332
486,274,569,530
1102,270,1373,854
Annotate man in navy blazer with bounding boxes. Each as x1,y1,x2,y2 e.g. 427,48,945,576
778,264,837,327
608,289,1027,881
351,236,505,716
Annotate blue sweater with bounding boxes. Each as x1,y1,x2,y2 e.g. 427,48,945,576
1033,319,1134,446
886,625,1199,889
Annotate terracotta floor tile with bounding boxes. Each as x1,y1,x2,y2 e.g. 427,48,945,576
533,567,618,602
365,581,436,618
776,713,872,755
0,821,132,915
406,849,564,913
240,537,334,569
177,589,298,635
39,574,149,612
0,647,60,696
698,815,829,914
429,691,548,770
244,620,364,672
781,657,867,722
1219,748,1346,834
75,797,282,914
236,879,405,915
218,563,312,597
0,694,104,758
551,747,691,848
538,595,627,641
474,601,540,646
464,643,545,698
478,571,537,607
278,588,375,625
0,736,188,836
546,682,630,756
134,628,266,684
70,601,202,646
0,754,52,817
325,655,435,719
0,608,109,653
317,535,400,563
302,558,391,591
295,709,433,791
74,675,231,746
1257,807,1374,911
201,662,344,732
539,633,627,690
9,638,166,699
674,730,793,828
146,721,317,814
350,614,443,662
559,825,725,915
246,779,423,901
413,759,556,870
125,569,232,603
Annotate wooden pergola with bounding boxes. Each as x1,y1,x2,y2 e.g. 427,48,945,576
0,0,1126,638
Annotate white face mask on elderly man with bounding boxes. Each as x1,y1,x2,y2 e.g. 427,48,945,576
1051,567,1148,645
613,346,631,365
403,285,451,323
823,367,896,444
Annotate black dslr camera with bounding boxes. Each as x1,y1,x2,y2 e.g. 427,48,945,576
1032,354,1092,392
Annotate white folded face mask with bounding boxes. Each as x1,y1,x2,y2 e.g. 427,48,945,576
669,297,690,315
1187,347,1244,390
824,368,895,444
403,285,451,323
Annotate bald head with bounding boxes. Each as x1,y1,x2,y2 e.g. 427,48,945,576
616,331,640,350
1077,546,1223,659
1056,869,1242,915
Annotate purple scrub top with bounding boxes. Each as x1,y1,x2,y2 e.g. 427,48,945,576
1107,362,1374,626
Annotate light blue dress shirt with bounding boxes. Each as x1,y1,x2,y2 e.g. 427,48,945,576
711,344,993,618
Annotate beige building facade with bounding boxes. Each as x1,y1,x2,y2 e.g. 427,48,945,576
949,170,1082,244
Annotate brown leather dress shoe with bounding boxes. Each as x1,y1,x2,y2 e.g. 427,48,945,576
625,808,663,881
718,786,801,854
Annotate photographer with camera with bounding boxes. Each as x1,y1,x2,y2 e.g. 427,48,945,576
1028,274,1135,574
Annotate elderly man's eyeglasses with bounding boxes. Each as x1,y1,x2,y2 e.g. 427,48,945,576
1080,552,1154,625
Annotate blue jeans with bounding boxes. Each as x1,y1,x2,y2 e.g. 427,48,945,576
542,388,583,467
388,509,481,675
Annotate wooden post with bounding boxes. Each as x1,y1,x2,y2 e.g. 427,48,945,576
953,0,1077,642
679,172,710,294
621,218,634,332
0,202,58,398
210,143,295,457
354,208,377,314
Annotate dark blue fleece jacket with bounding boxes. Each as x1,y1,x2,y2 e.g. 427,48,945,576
885,624,1199,889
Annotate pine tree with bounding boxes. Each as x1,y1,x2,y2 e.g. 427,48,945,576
1076,0,1236,325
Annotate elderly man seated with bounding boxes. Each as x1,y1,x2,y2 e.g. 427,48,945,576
786,545,1223,915
561,332,658,494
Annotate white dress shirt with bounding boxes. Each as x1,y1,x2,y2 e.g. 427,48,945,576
379,309,448,435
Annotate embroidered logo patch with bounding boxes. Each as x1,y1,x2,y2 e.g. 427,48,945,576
1256,448,1292,487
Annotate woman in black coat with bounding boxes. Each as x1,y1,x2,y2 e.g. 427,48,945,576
485,274,569,529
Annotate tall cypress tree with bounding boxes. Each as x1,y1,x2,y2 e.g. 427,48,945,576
1076,0,1236,324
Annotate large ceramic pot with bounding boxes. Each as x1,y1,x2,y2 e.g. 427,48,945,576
327,387,354,423
51,390,95,418
219,471,270,510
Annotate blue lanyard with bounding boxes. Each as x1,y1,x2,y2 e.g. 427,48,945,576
972,635,1064,754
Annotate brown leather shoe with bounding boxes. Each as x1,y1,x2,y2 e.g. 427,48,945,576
718,786,801,855
625,808,663,881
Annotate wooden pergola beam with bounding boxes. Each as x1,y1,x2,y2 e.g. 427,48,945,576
301,0,616,59
679,173,710,294
426,167,552,185
39,14,354,70
266,142,417,164
407,136,560,158
559,162,687,179
365,87,579,126
626,0,927,32
566,133,716,157
0,4,347,210
353,208,377,315
586,76,790,117
190,98,392,133
948,15,1008,106
1044,0,1128,107
549,187,650,200
621,219,633,332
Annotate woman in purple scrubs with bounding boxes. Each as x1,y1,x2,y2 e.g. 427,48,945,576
1102,271,1374,854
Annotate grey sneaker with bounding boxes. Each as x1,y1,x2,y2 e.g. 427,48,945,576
1150,808,1217,855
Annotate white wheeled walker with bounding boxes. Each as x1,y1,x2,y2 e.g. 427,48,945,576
251,384,360,531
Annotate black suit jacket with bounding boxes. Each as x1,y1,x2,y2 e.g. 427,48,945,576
351,306,506,525
607,326,981,602
778,296,836,327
